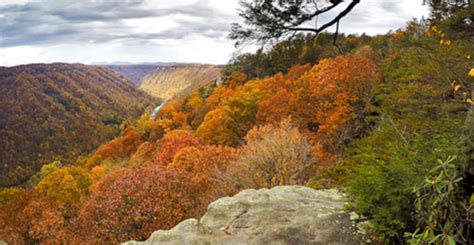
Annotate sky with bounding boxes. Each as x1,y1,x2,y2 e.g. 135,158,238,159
0,0,430,66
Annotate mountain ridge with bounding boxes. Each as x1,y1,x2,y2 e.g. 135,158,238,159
139,64,223,99
0,63,153,187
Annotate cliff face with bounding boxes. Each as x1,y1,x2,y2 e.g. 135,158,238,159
139,64,222,99
125,186,368,245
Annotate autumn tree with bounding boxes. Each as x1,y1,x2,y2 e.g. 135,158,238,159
0,189,67,244
16,197,66,243
226,71,248,88
205,85,235,108
155,99,190,131
135,113,165,142
197,82,261,146
75,166,201,243
129,142,158,166
34,166,92,216
196,109,238,145
28,160,63,185
256,64,313,125
155,135,204,166
300,55,379,152
168,145,238,208
183,91,209,129
229,118,316,188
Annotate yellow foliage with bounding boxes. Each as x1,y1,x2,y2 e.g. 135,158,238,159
186,92,205,112
440,39,452,46
163,129,194,139
35,166,92,210
469,68,474,77
156,118,174,131
0,188,24,206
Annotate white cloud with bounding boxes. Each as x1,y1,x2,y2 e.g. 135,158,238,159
123,16,179,34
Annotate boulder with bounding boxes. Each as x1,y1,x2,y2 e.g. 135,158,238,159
124,186,366,245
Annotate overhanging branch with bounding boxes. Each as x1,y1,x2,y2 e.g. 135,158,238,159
283,0,361,34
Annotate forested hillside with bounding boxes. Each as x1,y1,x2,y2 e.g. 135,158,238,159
107,64,158,85
139,64,222,99
0,64,152,187
0,1,473,244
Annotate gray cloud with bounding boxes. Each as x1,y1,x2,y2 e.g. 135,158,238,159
0,0,237,47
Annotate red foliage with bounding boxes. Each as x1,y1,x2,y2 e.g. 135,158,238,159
154,135,204,166
168,145,238,199
74,165,202,243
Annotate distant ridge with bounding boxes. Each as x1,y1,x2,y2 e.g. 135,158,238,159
107,64,158,85
105,62,224,86
139,64,223,100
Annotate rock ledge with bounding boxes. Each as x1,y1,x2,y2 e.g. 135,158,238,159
124,186,365,245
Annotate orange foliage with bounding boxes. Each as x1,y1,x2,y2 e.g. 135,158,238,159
155,99,191,130
302,55,378,148
198,81,261,146
0,190,68,244
171,111,189,128
258,56,378,155
155,135,204,166
196,109,238,145
183,92,210,129
84,127,143,169
186,92,205,112
75,166,206,243
17,198,65,243
168,145,238,200
163,129,195,139
256,64,313,125
0,190,33,244
91,165,105,175
206,85,235,108
0,53,380,244
392,30,405,41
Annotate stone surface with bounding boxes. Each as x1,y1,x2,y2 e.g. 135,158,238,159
124,186,366,245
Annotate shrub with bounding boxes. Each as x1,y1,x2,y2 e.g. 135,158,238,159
230,117,316,188
405,156,472,244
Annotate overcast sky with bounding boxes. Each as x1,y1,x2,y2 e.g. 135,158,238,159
0,0,429,66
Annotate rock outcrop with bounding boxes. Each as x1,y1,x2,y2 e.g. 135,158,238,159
124,186,367,245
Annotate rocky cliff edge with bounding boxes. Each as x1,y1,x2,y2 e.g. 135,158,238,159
124,186,369,245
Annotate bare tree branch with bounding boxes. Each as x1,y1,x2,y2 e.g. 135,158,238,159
229,0,361,47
